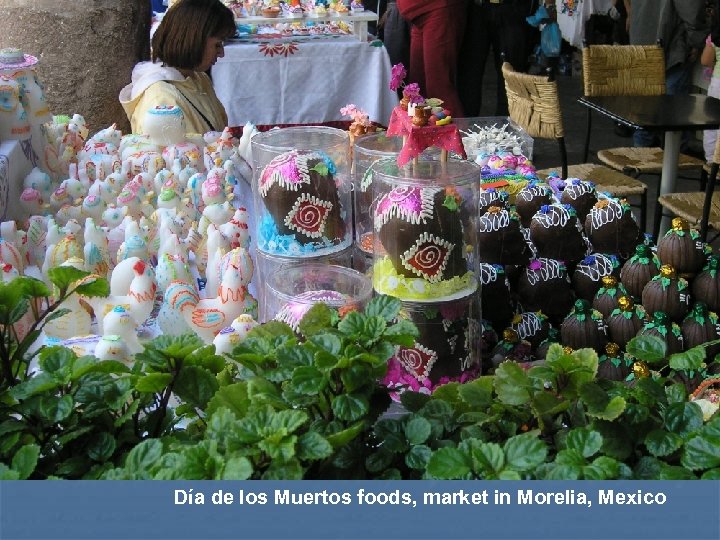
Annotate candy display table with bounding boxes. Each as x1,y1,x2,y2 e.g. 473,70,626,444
212,38,398,127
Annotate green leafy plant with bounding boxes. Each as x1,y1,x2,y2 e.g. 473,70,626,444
102,295,418,479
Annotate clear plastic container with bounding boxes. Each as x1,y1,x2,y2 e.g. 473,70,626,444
454,116,534,161
264,263,373,330
352,132,404,252
370,157,481,302
388,292,482,386
251,127,352,257
254,247,353,321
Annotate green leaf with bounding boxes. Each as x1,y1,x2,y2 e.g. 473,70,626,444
364,316,387,341
73,276,110,297
405,444,432,470
125,439,163,473
87,432,116,462
206,382,249,418
340,364,371,393
291,366,326,395
586,396,626,421
365,295,401,321
583,456,620,480
669,347,706,371
6,298,29,325
663,402,703,436
38,347,76,373
325,420,365,448
11,444,40,480
566,428,603,458
332,394,369,422
309,334,342,356
681,435,720,470
658,464,696,480
400,391,431,412
135,373,173,393
404,416,432,445
39,394,74,423
373,419,407,454
644,429,684,457
47,266,91,291
16,276,51,298
276,346,313,369
383,319,419,343
665,383,687,404
0,464,20,480
457,378,493,409
173,365,220,409
700,468,720,480
262,458,303,480
258,434,297,462
297,303,333,336
493,362,532,405
222,456,253,480
297,432,333,461
9,372,59,400
270,409,308,434
554,449,586,468
365,448,395,473
466,440,504,474
504,432,548,471
426,447,472,479
337,310,366,336
626,335,667,363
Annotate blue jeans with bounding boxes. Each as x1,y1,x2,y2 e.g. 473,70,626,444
634,61,693,147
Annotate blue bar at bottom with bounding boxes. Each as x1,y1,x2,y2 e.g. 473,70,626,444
0,480,718,540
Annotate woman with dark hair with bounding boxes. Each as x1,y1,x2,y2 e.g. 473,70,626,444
120,0,236,134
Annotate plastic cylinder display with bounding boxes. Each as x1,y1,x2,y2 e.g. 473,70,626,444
387,294,481,388
254,247,353,321
264,263,373,331
352,132,403,254
370,157,481,302
251,127,352,257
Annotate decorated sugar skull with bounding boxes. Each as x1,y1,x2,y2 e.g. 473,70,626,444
144,105,186,147
0,76,30,141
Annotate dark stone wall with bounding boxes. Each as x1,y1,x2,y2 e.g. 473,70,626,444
0,0,151,134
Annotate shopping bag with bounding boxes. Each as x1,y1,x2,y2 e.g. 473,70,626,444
541,21,562,58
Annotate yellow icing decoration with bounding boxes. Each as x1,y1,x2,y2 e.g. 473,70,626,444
372,257,477,301
617,296,633,311
605,342,620,356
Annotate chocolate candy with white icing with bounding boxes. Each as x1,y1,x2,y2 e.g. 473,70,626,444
571,253,619,301
515,182,553,228
584,198,641,259
508,311,551,350
606,295,647,349
517,258,575,321
560,178,597,222
478,263,514,329
477,206,532,266
656,217,706,276
529,204,588,263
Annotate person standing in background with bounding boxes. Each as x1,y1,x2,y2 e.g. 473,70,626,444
628,0,708,147
378,0,411,78
397,0,468,117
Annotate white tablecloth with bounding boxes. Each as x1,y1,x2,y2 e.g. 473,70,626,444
556,0,614,48
212,37,398,127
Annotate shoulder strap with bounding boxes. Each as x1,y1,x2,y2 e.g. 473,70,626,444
175,86,217,132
